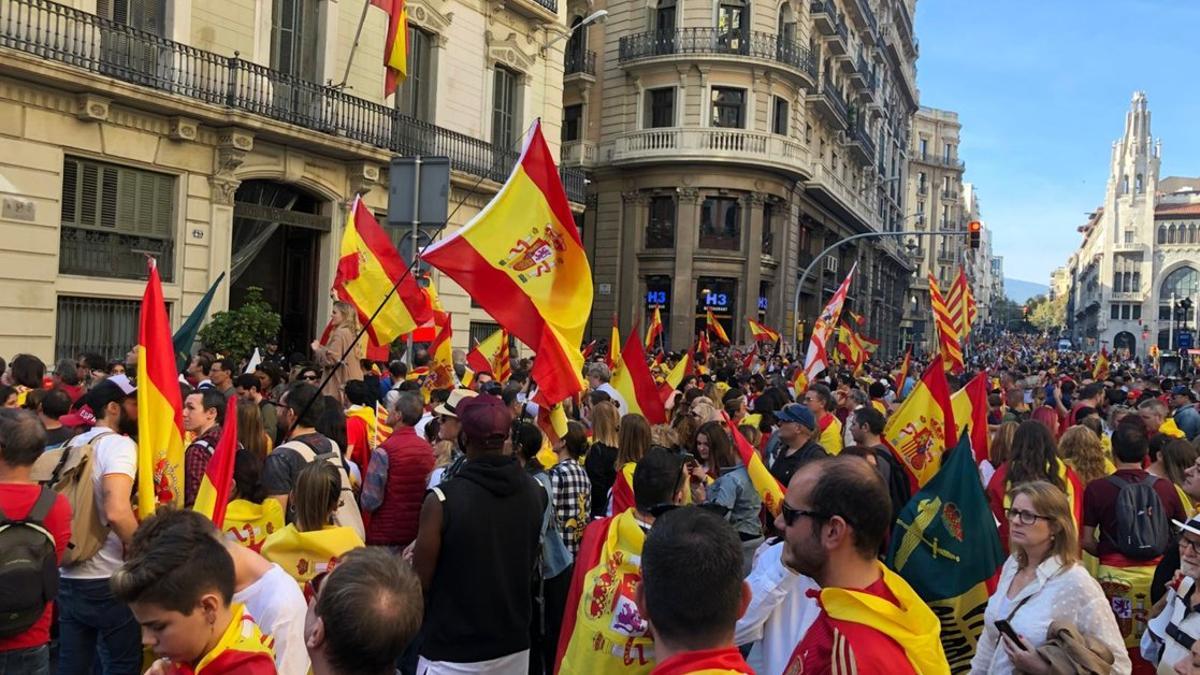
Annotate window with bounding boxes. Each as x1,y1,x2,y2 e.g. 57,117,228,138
566,15,587,70
917,172,926,192
271,0,318,80
396,26,435,122
491,66,520,151
56,296,145,362
1133,305,1142,320
762,202,775,255
710,87,745,128
646,196,676,249
943,143,952,161
60,156,176,281
916,200,925,214
1136,174,1144,193
772,97,789,135
918,138,928,158
645,88,675,128
700,196,741,250
717,0,747,52
1122,305,1132,320
646,275,672,347
655,0,676,34
696,276,737,338
562,104,582,142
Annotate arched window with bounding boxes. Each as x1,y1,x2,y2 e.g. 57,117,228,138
1190,223,1198,244
1169,225,1177,244
1159,225,1168,244
1136,174,1144,193
1160,267,1200,315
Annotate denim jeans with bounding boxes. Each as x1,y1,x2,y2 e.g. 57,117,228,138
56,577,141,675
0,644,49,675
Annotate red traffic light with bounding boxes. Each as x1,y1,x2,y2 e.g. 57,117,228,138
968,221,982,250
968,221,981,233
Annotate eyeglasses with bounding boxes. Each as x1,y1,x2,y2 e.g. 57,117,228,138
780,501,828,527
304,570,330,603
1006,508,1052,525
1180,537,1200,554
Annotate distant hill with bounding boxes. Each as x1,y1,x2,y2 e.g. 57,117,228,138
1005,278,1050,303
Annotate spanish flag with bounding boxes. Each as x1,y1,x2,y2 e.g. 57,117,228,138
706,309,730,345
193,396,238,528
374,0,408,96
423,120,592,408
728,415,784,516
261,523,365,587
188,602,276,674
644,306,664,350
556,509,654,674
696,330,710,359
607,314,620,369
333,196,433,347
223,498,285,554
136,259,185,517
466,327,512,382
611,326,667,425
747,318,780,343
426,313,456,389
949,371,990,465
883,360,957,490
1093,346,1110,381
896,345,912,399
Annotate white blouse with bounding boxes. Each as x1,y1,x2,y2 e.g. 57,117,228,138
969,555,1131,675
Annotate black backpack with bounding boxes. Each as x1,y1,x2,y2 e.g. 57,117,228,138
1106,474,1171,560
0,487,59,637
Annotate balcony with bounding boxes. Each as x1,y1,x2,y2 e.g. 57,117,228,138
810,0,849,50
806,80,850,128
893,1,917,57
60,227,174,280
1112,242,1146,254
941,189,958,201
618,28,816,83
808,163,874,230
564,49,595,77
938,250,958,263
503,0,558,22
609,127,809,177
913,153,966,172
0,0,587,202
845,124,875,164
560,140,597,168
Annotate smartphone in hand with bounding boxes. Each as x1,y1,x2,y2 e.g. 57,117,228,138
994,620,1026,650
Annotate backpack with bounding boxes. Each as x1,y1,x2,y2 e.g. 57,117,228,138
0,487,59,638
278,439,366,540
1105,474,1171,559
30,432,116,566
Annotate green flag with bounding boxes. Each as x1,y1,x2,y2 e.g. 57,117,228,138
172,272,225,373
886,431,1005,673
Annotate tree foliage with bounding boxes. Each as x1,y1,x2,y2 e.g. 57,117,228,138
198,287,280,361
1025,294,1068,332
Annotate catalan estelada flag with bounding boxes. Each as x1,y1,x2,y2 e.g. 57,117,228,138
706,309,730,345
333,196,433,346
467,327,512,382
423,120,592,408
193,396,239,528
727,415,784,516
644,306,664,350
611,325,667,425
886,433,1004,674
137,259,185,517
747,318,780,343
372,0,408,96
883,360,957,491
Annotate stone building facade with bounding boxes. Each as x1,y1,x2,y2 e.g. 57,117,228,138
564,0,921,357
1063,92,1200,356
0,0,583,361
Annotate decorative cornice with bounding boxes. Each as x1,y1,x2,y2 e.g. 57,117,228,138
485,30,537,72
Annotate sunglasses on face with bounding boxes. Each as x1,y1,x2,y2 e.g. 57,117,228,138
780,501,828,527
304,570,330,603
1181,537,1200,555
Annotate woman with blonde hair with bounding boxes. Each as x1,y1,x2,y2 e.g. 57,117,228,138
309,300,365,405
1058,425,1114,485
970,481,1129,674
261,461,365,587
584,400,621,518
608,413,651,515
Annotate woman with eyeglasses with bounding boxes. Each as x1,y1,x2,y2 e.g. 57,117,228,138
970,481,1129,674
309,301,365,406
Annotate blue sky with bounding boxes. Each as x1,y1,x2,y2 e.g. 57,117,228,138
913,0,1200,284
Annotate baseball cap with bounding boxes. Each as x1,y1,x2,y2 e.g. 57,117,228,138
1174,515,1200,537
59,404,97,428
65,376,136,426
1171,385,1195,400
776,403,816,429
458,395,512,449
434,388,478,418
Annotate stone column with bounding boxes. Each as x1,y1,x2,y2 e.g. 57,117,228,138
208,129,254,314
742,192,766,345
671,188,700,351
618,190,646,335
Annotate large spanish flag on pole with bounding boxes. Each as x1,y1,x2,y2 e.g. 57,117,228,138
423,120,593,408
193,396,238,528
334,196,433,348
137,260,185,517
950,370,991,465
644,306,664,351
706,309,730,345
373,0,408,96
611,325,667,425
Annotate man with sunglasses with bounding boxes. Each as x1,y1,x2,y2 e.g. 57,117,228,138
1143,516,1200,672
776,455,946,674
767,403,827,489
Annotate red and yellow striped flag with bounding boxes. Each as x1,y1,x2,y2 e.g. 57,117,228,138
606,315,620,370
193,396,238,528
374,401,393,446
929,274,965,374
706,309,730,345
466,327,512,383
373,0,409,95
611,325,667,425
137,260,185,517
747,318,781,343
644,306,664,350
423,120,592,408
333,197,433,346
1093,346,1111,381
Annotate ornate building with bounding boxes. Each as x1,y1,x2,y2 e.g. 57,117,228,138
0,0,584,360
1064,92,1200,355
565,0,921,356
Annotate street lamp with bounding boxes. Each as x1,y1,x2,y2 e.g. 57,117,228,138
546,9,608,46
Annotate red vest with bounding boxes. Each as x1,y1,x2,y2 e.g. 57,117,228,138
365,426,434,547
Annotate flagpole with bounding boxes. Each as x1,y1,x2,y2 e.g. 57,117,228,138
334,0,374,89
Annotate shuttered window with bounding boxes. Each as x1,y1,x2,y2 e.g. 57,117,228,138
60,156,176,281
55,296,171,362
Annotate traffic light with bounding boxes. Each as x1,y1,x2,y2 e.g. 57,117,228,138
968,221,982,249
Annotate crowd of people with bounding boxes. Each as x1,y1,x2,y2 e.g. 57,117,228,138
9,326,1200,674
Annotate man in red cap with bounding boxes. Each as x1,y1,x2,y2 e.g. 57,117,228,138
412,394,547,674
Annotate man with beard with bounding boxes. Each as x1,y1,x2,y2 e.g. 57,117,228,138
56,375,143,674
1143,515,1200,671
775,455,946,674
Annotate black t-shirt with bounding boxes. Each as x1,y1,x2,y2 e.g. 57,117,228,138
769,439,827,489
584,442,618,519
44,426,76,448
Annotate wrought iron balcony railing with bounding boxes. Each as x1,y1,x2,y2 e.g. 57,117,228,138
619,27,816,79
